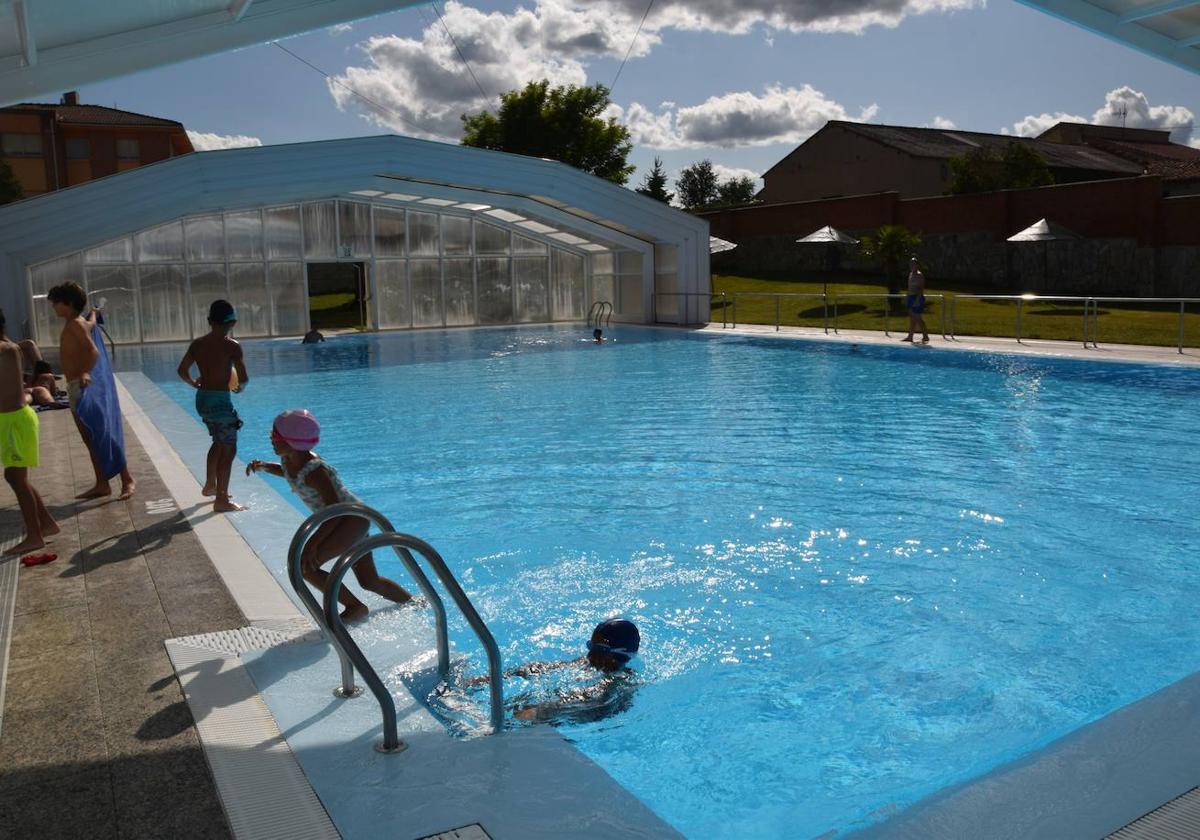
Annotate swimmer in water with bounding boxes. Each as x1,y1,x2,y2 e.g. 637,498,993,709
467,618,640,723
593,328,604,343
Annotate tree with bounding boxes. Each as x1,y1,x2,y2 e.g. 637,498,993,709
635,157,674,204
948,142,1054,194
0,160,23,206
715,176,758,207
859,224,922,299
461,80,635,184
676,160,719,210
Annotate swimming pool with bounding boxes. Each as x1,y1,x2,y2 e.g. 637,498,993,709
134,325,1200,838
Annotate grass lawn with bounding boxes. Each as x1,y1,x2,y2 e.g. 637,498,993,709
711,272,1200,348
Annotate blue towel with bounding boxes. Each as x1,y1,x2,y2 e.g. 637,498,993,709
74,324,127,479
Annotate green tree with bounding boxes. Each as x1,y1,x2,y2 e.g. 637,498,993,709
714,175,758,207
461,80,635,184
676,159,720,210
859,224,922,299
1000,142,1054,190
948,147,999,195
0,160,23,205
635,156,674,204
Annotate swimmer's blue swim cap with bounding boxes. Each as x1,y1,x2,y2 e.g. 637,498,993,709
588,618,640,663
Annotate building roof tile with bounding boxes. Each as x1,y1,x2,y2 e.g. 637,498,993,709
9,102,183,128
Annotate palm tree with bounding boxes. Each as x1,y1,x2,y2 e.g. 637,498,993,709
859,225,922,307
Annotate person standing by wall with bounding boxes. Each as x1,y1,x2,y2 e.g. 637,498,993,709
0,309,58,554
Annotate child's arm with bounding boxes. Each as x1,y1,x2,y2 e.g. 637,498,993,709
176,342,199,388
245,459,284,477
231,341,249,392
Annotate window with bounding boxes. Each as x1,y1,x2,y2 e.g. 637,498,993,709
116,139,140,160
1,133,42,157
65,138,90,160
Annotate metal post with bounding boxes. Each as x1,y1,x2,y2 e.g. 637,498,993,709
833,298,839,334
1180,300,1186,355
939,295,947,340
775,295,780,332
1016,299,1023,344
721,293,727,329
949,296,957,341
1082,298,1090,348
883,296,889,337
822,293,828,334
732,294,737,329
1091,298,1099,348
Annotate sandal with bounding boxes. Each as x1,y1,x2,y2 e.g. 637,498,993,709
20,553,57,567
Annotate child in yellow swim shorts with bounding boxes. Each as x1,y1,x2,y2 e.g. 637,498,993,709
0,404,39,468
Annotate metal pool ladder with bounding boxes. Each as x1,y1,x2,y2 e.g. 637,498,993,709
288,502,504,753
588,300,613,330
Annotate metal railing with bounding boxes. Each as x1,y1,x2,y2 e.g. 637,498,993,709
1084,297,1200,355
729,291,946,337
588,300,613,330
653,291,729,327
288,503,450,698
830,293,947,339
325,532,505,752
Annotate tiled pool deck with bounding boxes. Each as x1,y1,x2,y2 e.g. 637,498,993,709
1,328,1199,839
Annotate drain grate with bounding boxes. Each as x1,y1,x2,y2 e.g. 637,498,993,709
1108,786,1200,840
416,825,494,840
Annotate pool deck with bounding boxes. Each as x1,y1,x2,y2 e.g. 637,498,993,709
2,326,1200,839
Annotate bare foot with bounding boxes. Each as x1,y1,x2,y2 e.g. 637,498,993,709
900,336,914,343
118,479,136,500
41,520,61,537
201,483,217,497
76,484,111,499
213,498,247,513
6,537,46,556
921,336,930,344
340,604,369,623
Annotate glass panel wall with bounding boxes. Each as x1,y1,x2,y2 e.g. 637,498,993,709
410,260,442,327
136,222,183,263
614,249,646,319
229,263,270,337
29,254,82,342
409,212,439,256
338,201,372,257
265,206,302,259
226,211,264,260
189,264,228,336
185,216,225,262
139,264,190,342
303,201,336,259
444,259,474,326
85,238,132,264
269,263,307,335
376,260,409,328
373,207,406,257
443,216,471,256
475,221,509,254
551,251,585,320
477,257,512,324
514,257,548,323
85,265,140,343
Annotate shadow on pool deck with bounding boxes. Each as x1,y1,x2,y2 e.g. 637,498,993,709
0,410,245,838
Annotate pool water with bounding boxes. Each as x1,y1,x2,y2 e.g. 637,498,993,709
138,326,1200,838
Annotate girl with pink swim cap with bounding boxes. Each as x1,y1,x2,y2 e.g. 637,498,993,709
246,409,413,622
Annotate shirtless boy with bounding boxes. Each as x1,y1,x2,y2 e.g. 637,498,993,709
47,282,136,499
177,300,250,513
0,310,59,554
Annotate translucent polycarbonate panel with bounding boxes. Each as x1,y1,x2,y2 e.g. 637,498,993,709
185,215,225,262
269,262,307,335
410,260,442,327
138,264,190,342
338,201,372,257
265,206,303,259
442,216,471,256
476,257,512,325
444,259,474,326
303,201,336,259
656,272,679,320
375,260,409,329
656,245,678,272
85,265,139,344
373,207,406,257
514,258,548,323
592,274,615,307
226,210,264,260
618,274,644,319
551,250,585,320
85,238,132,264
409,211,439,256
29,253,83,343
591,253,614,274
474,221,509,255
189,264,228,336
135,221,184,263
229,263,270,337
513,234,547,255
618,251,644,275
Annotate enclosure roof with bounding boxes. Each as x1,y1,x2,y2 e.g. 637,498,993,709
1015,0,1200,76
0,133,708,267
0,0,422,106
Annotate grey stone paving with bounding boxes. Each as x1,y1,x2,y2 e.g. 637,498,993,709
0,409,245,838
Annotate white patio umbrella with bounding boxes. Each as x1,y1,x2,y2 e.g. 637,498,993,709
796,226,860,297
1006,219,1081,289
710,235,738,254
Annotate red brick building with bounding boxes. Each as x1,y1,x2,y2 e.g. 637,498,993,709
0,92,193,198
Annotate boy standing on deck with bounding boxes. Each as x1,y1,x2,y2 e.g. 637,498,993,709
0,309,58,554
177,300,250,513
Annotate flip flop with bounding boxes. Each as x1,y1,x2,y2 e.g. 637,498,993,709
20,553,57,567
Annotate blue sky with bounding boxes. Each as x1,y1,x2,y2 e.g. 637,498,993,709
73,0,1200,191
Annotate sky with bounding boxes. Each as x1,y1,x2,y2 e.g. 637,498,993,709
74,0,1200,193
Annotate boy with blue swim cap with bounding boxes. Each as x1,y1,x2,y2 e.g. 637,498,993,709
586,618,640,671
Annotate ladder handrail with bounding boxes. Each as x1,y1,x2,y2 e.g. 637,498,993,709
325,532,505,749
288,503,451,696
588,300,613,329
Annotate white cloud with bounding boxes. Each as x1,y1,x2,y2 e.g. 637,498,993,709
711,163,762,187
329,23,354,35
929,115,956,129
1008,87,1194,143
615,84,877,149
187,131,263,151
327,0,973,141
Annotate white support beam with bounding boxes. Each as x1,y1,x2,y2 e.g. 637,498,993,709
1118,0,1200,24
229,0,254,23
14,0,36,68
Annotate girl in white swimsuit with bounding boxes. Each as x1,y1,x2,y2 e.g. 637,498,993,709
247,409,412,623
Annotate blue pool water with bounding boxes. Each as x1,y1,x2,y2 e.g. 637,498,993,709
136,326,1200,838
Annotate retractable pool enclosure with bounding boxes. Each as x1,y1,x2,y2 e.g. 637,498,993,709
0,134,710,344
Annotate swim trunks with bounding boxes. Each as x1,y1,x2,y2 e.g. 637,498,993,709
66,379,82,410
0,405,39,468
906,294,926,315
196,388,242,445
